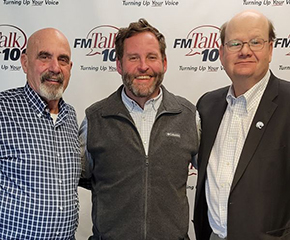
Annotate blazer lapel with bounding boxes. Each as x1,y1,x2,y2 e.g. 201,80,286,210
231,74,279,192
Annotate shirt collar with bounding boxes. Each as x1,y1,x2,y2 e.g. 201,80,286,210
121,86,163,113
226,70,270,112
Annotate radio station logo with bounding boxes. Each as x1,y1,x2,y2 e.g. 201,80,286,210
274,35,290,55
274,35,290,71
0,24,27,71
173,25,221,62
0,24,27,60
74,25,119,62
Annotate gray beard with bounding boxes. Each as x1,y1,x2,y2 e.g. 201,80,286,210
39,83,64,101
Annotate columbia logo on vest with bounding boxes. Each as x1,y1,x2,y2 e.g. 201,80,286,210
166,132,181,138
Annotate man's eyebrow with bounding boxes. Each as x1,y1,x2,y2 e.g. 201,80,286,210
37,51,52,57
59,54,70,61
37,52,70,61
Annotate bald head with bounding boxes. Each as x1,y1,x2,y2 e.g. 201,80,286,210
26,28,71,57
233,9,267,21
21,28,72,112
220,10,275,45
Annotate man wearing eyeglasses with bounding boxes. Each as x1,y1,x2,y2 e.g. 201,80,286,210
194,9,290,240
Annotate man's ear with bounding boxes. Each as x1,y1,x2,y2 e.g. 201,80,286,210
116,58,123,75
219,45,225,67
21,53,28,74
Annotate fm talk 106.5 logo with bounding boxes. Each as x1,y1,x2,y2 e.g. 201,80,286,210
74,25,119,62
0,24,27,62
173,25,221,62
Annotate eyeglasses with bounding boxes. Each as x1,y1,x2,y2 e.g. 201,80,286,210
225,38,268,52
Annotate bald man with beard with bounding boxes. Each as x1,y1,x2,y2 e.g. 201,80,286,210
0,28,80,240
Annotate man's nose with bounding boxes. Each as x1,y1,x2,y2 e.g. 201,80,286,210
48,58,61,73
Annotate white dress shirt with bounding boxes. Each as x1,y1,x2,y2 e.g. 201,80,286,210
205,71,270,238
121,87,163,155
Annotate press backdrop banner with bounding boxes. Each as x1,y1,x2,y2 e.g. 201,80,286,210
1,1,290,239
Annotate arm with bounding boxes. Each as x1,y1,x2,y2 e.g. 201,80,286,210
191,110,201,169
78,116,94,190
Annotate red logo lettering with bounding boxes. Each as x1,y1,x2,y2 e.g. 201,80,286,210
186,25,220,57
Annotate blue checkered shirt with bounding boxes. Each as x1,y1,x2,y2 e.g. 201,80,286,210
0,83,81,240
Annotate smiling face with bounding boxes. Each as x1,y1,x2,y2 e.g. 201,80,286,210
21,28,72,102
116,31,167,105
219,11,273,91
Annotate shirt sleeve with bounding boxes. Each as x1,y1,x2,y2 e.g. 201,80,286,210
79,116,94,182
191,109,201,169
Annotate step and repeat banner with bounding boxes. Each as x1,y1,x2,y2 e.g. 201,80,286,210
1,1,290,239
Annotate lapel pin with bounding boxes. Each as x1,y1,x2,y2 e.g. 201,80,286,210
256,121,264,130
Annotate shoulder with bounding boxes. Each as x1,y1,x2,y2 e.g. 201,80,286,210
85,89,120,117
274,78,290,106
65,102,77,116
197,86,229,106
278,78,290,92
175,95,196,112
86,96,111,116
162,86,196,113
0,87,24,101
267,73,290,100
0,87,25,109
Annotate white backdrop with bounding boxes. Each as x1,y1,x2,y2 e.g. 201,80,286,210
1,1,290,239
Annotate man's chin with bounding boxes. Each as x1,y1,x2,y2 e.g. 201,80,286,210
39,87,63,101
132,84,160,98
41,94,62,101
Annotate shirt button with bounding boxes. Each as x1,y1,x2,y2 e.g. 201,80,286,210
56,232,60,235
59,179,63,184
59,206,63,210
